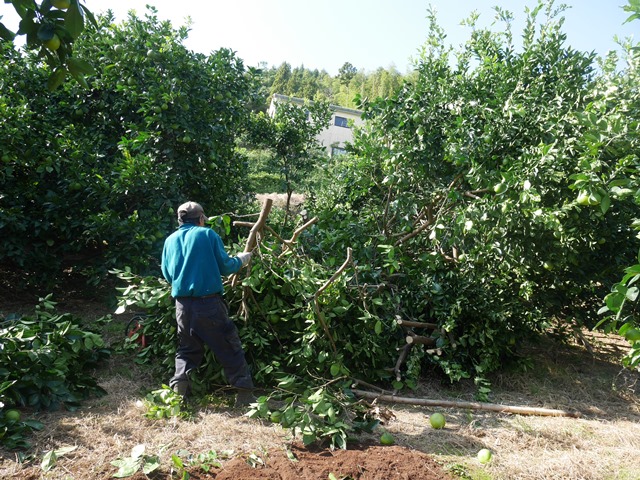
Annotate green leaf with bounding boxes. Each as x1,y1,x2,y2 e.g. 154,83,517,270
65,0,84,39
69,70,89,89
171,454,184,468
41,450,57,472
605,292,625,312
47,68,67,91
302,433,317,445
142,457,160,475
22,419,45,430
285,446,298,462
37,22,55,41
0,22,16,41
68,57,95,76
374,320,382,335
130,444,145,459
111,457,140,478
626,287,639,302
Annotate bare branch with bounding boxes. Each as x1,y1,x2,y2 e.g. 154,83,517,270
352,390,582,418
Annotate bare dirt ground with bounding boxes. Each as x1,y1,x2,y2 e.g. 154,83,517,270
1,297,640,480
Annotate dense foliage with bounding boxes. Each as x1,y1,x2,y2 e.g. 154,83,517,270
305,3,640,383
590,0,640,368
0,8,256,287
0,296,110,448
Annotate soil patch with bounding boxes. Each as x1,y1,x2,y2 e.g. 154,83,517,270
183,443,454,480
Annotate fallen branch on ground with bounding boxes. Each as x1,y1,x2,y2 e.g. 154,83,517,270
352,389,581,418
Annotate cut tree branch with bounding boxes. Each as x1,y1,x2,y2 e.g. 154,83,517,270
352,389,581,418
279,216,319,257
313,247,353,355
231,198,272,288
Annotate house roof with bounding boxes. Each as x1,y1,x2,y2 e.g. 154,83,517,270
271,93,363,117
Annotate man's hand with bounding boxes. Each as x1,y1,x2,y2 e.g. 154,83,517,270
237,252,252,266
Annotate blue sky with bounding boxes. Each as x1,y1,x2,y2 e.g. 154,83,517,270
2,1,637,75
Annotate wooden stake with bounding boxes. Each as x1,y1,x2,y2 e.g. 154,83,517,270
351,389,581,418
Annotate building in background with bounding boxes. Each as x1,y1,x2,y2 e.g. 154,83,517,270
268,93,364,157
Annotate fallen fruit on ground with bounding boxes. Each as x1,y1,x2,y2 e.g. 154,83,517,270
4,409,21,422
380,432,395,445
429,412,446,429
477,448,493,464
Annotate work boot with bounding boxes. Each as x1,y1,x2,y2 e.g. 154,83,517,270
173,381,190,399
234,388,256,407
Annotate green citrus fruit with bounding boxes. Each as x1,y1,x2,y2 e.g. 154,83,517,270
5,409,21,422
270,411,282,423
52,0,70,9
477,448,492,464
429,412,446,429
577,190,600,206
380,432,395,445
493,182,507,194
44,34,61,51
624,328,640,342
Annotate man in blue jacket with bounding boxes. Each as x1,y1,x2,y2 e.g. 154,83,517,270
161,201,254,406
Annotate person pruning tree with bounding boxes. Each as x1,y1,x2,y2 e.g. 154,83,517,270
161,201,254,406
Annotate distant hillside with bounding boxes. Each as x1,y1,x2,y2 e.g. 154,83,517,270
257,61,414,109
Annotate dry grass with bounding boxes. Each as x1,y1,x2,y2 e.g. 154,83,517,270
1,305,639,479
256,192,305,209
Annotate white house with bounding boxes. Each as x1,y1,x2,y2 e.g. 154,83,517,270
268,93,364,157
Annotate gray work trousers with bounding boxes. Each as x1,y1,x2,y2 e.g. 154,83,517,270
169,296,253,391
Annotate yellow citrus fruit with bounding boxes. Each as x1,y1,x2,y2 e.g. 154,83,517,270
44,34,61,51
429,412,446,429
477,448,492,464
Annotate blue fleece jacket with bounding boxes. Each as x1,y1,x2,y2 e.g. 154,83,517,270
161,224,242,297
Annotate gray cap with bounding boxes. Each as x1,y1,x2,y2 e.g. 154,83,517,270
177,201,205,224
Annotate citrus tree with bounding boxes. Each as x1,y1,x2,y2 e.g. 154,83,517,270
582,0,640,368
246,98,332,218
308,0,638,384
1,0,96,89
0,7,257,287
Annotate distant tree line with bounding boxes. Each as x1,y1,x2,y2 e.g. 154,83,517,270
257,61,410,109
